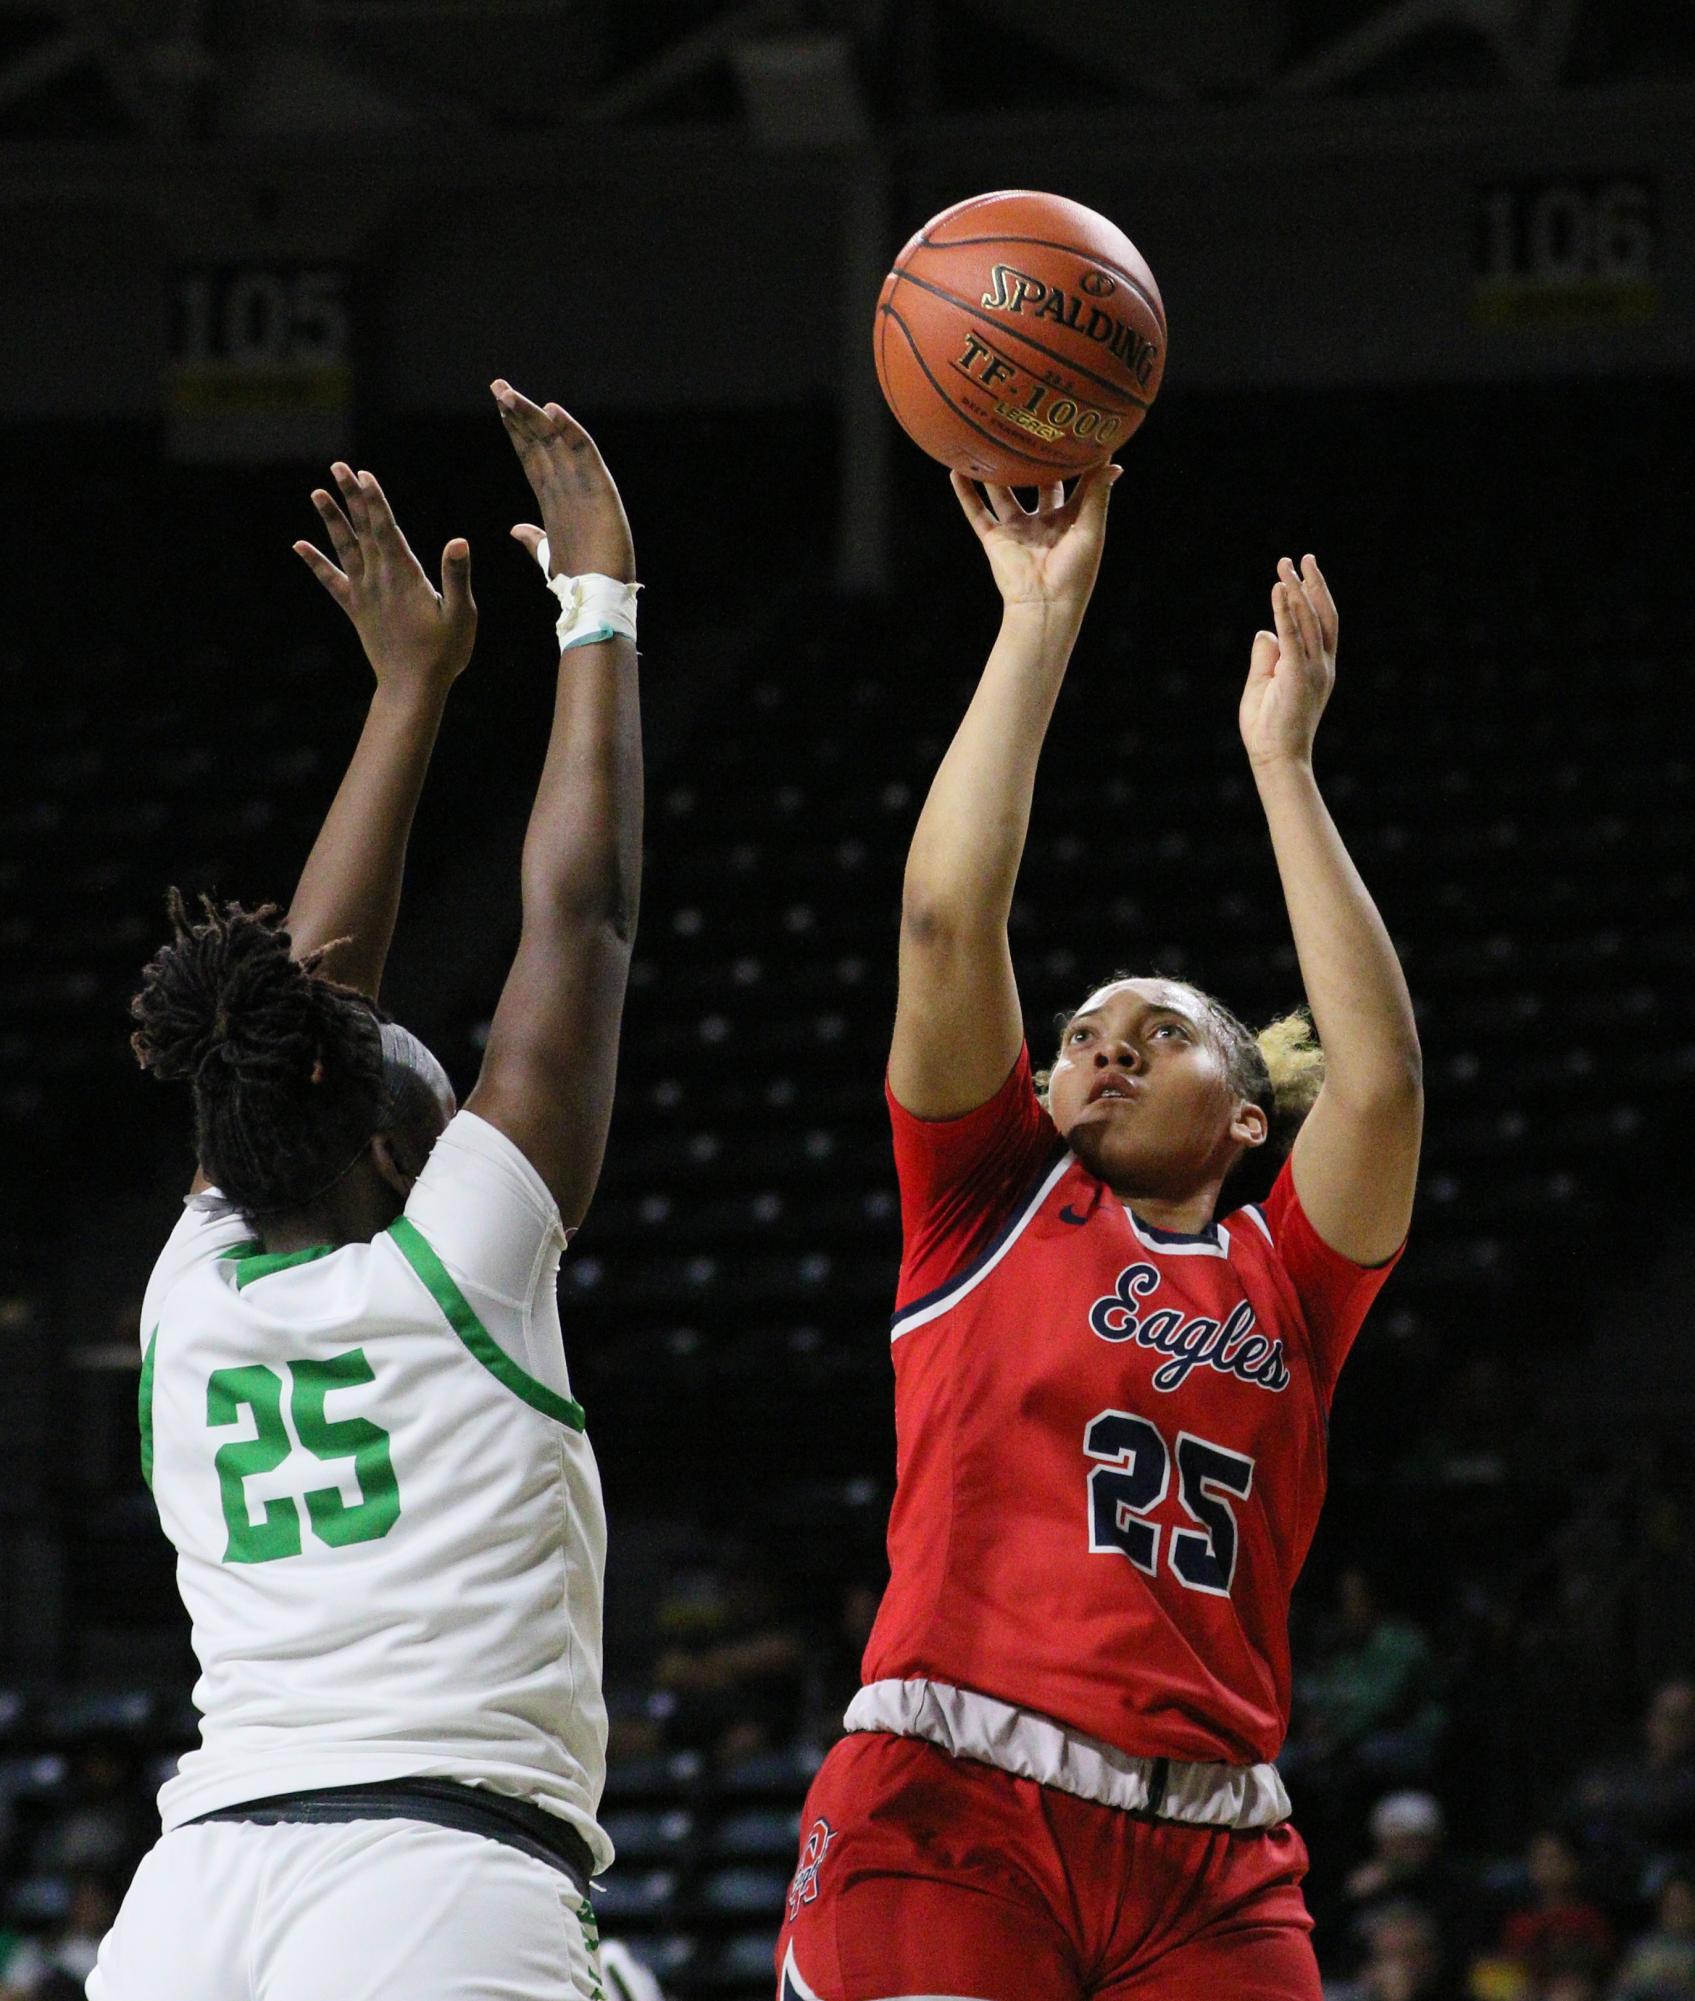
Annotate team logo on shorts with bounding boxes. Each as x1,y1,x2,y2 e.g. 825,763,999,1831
786,1816,836,1920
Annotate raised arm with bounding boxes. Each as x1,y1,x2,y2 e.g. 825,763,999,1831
183,469,475,1197
463,383,642,1226
890,466,1121,1117
286,463,477,995
1242,556,1423,1262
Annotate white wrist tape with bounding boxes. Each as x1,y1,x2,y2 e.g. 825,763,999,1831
534,537,640,651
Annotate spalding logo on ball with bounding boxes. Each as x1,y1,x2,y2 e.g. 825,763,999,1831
874,190,1166,484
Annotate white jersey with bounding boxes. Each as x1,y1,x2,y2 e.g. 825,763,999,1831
138,1109,612,1872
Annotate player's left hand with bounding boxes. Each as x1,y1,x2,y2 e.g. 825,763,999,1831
492,380,636,587
1239,554,1337,769
293,464,477,697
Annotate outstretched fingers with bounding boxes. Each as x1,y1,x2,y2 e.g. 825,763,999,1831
982,482,1029,524
949,470,996,539
492,380,610,497
1271,576,1302,663
1073,461,1122,526
491,378,585,451
541,399,599,452
312,484,361,579
1247,627,1280,683
491,377,549,446
1274,559,1324,664
331,461,369,543
1301,553,1339,649
293,539,352,610
439,537,475,619
355,470,407,555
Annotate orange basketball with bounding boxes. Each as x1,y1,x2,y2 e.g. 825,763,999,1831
873,190,1167,484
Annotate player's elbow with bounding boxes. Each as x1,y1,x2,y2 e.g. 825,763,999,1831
900,882,999,954
522,863,641,949
1330,1042,1424,1122
1381,1032,1424,1104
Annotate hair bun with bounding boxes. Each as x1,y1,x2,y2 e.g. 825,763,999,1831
1256,1010,1325,1128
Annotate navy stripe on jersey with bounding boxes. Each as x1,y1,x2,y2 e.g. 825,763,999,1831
780,1945,826,2001
891,1139,1069,1337
1127,1211,1221,1249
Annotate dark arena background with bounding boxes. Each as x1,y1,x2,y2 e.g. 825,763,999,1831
3,3,1695,1997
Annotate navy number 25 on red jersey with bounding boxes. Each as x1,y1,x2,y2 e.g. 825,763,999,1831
862,1045,1402,1769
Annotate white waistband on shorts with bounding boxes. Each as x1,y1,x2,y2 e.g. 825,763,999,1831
842,1678,1290,1831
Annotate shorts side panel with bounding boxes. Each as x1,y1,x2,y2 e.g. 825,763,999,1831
775,1734,1080,2001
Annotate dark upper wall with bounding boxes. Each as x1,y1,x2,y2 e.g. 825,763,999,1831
1,79,1691,421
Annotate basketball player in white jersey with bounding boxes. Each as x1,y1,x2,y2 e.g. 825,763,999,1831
91,381,641,2001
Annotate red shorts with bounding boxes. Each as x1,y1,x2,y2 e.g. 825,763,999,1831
775,1732,1320,2001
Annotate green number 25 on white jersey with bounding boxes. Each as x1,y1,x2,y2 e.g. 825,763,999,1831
207,1350,400,1564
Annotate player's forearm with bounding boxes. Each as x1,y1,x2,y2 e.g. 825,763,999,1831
518,638,642,939
285,682,450,996
1253,756,1421,1106
903,600,1082,932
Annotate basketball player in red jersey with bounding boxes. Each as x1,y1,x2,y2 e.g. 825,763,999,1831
775,464,1422,2001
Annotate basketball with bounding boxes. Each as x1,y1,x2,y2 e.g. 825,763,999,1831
873,189,1167,484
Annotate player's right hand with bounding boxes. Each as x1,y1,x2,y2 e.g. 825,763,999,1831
293,464,477,696
949,462,1121,616
492,381,636,587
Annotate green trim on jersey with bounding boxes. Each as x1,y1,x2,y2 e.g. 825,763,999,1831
220,1240,264,1262
139,1329,157,1490
578,1893,605,2000
387,1216,586,1432
232,1244,336,1289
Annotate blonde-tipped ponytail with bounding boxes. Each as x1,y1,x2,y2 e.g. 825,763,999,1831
1255,1008,1324,1155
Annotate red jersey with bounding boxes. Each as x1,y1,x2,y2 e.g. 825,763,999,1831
862,1046,1402,1768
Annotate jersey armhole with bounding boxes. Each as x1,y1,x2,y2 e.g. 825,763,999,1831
386,1217,586,1433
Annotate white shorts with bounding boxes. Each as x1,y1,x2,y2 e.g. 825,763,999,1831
87,1818,605,2001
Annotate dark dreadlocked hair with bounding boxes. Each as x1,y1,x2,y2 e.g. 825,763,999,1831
129,890,385,1218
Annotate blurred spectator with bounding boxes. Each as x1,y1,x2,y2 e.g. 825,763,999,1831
1395,1355,1535,1490
648,1554,806,1764
1572,1681,1695,1884
1496,1826,1616,1991
31,1741,150,1880
1288,1567,1446,1788
0,1872,120,1998
801,1577,882,1748
1343,1793,1484,1982
1609,1866,1695,2001
1325,1899,1459,2001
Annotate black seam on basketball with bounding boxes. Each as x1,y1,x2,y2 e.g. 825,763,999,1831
913,232,1164,324
876,286,892,400
879,302,1076,475
891,267,1154,411
881,300,1075,471
914,191,1025,248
